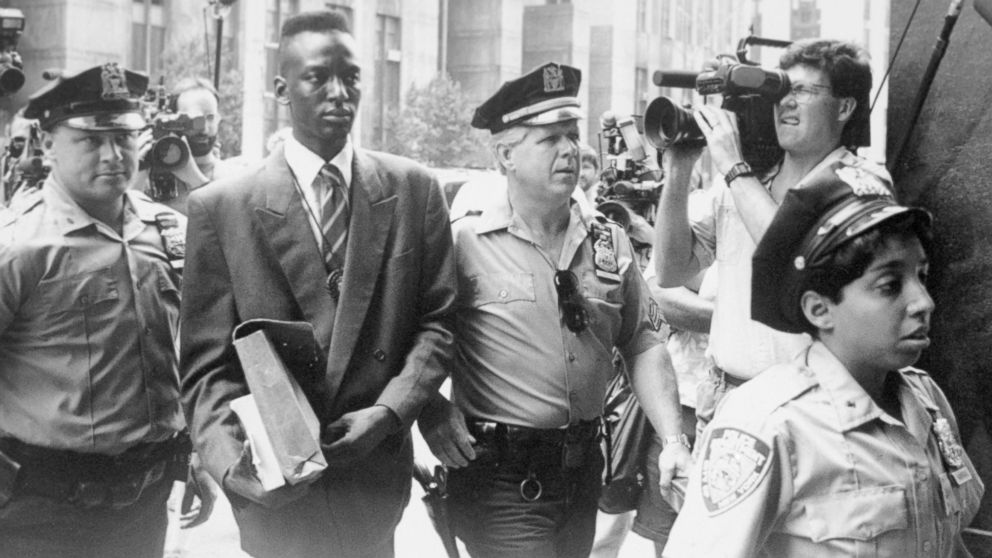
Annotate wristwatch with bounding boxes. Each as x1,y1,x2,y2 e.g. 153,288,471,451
661,434,691,450
724,161,754,185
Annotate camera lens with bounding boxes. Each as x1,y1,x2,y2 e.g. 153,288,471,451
643,96,704,148
0,65,24,95
151,135,189,170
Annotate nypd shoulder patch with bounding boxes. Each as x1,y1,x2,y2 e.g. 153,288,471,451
700,427,772,515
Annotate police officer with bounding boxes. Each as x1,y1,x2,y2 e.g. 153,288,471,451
418,62,690,558
0,63,214,558
663,164,984,557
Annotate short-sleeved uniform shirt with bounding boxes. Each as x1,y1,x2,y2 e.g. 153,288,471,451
449,192,666,429
690,148,891,380
664,341,985,557
0,176,185,454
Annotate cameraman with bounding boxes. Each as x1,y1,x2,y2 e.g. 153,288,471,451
140,77,241,213
654,39,891,434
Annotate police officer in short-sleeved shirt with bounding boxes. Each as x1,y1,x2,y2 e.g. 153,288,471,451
418,62,690,558
0,63,212,558
663,164,984,557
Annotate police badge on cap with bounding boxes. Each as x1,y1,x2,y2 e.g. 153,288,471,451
471,62,584,134
24,62,148,131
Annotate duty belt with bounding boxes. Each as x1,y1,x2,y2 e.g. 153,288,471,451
0,431,190,509
463,418,601,502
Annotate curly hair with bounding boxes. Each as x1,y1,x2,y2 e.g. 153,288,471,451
780,39,872,148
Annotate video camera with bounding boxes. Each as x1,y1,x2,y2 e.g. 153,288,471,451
142,78,207,201
595,111,662,231
643,36,792,172
0,8,25,97
2,120,49,202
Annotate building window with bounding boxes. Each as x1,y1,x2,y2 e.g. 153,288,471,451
131,0,166,75
263,0,299,144
659,0,671,38
373,14,401,150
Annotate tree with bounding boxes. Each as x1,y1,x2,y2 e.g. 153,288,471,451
158,38,243,159
387,74,490,168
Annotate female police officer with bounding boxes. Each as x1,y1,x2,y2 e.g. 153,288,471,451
663,162,983,557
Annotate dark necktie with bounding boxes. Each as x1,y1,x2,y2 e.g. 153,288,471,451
314,163,349,297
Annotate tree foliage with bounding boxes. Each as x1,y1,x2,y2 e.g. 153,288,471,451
159,38,243,158
387,74,489,168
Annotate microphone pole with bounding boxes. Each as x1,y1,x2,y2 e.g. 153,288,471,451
891,0,964,180
208,0,236,90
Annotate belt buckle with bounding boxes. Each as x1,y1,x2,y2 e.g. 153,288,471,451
519,473,543,502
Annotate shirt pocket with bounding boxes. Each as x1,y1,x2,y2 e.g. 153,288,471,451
34,267,121,342
38,267,120,314
462,272,535,308
785,486,909,556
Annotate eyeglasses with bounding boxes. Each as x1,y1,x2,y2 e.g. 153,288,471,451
554,270,588,333
783,83,833,104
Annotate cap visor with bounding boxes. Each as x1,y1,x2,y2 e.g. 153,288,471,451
522,106,585,127
60,112,146,131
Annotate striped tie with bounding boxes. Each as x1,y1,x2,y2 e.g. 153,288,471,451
316,163,350,274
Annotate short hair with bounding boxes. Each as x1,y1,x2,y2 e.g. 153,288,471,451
580,144,599,170
278,10,352,73
797,213,932,335
281,10,351,42
169,77,219,112
490,126,532,175
779,39,872,148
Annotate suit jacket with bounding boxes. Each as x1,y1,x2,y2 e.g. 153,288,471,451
179,145,456,557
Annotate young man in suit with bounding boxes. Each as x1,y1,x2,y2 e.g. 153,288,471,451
179,10,457,558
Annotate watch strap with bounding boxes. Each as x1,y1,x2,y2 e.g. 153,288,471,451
724,161,754,185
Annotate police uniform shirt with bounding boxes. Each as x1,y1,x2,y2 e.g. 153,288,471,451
0,173,185,454
663,341,984,558
449,192,666,429
689,147,891,380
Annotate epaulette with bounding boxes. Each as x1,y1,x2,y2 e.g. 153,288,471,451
717,363,818,421
6,187,43,216
451,209,483,223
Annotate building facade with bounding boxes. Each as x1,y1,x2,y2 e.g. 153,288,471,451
0,0,887,163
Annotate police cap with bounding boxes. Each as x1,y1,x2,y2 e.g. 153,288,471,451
25,63,148,131
472,62,583,134
751,162,931,333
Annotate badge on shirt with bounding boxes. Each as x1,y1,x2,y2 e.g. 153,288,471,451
648,298,663,332
590,222,620,282
701,427,772,515
932,415,971,484
154,212,185,272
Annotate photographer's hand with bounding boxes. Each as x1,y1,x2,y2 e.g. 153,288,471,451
693,105,745,175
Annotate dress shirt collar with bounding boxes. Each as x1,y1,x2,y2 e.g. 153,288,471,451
283,134,354,190
802,340,935,434
43,174,156,239
474,186,595,235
